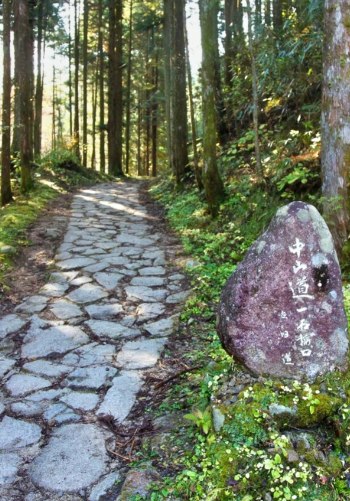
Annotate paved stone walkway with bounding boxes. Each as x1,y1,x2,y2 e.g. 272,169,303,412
0,182,190,500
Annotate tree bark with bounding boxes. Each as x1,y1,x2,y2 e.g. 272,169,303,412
14,0,34,193
74,0,81,160
163,0,173,173
33,0,44,158
125,0,133,175
321,0,350,254
82,0,89,167
108,0,123,176
98,0,106,173
199,0,225,216
1,0,13,205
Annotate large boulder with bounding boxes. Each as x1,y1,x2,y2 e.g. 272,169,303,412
217,201,348,380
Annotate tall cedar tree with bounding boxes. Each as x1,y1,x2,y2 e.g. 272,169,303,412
199,0,225,215
321,0,350,254
125,0,133,175
98,0,106,173
33,0,44,158
1,0,13,205
82,0,89,167
164,0,188,184
74,0,81,160
108,0,123,176
14,0,34,192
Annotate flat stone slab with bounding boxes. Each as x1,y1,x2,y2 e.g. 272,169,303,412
40,282,69,297
66,365,117,389
0,453,21,485
86,320,140,340
43,403,80,424
144,316,178,337
130,276,166,287
0,416,41,449
11,401,44,417
23,360,72,378
0,357,16,378
5,374,51,397
136,303,165,320
15,295,48,314
22,325,89,359
62,342,116,367
89,472,120,501
0,315,26,339
94,272,124,290
139,266,166,276
85,303,123,319
97,371,142,422
117,338,167,369
125,286,167,303
67,283,108,304
166,290,191,304
61,391,99,411
57,257,96,270
50,299,83,320
29,424,108,492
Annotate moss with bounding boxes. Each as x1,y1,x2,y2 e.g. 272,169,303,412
294,393,342,428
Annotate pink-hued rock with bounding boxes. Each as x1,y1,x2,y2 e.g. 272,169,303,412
218,201,348,380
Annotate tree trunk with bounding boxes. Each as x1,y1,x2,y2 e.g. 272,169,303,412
273,0,283,32
82,0,89,167
125,0,133,175
34,0,44,158
246,0,263,180
14,0,34,193
108,0,123,176
185,13,203,190
321,0,350,255
163,0,173,173
172,0,188,184
74,0,81,160
68,0,73,138
199,0,225,216
98,0,106,173
265,0,271,26
1,0,13,205
137,93,142,176
52,61,56,150
151,47,158,178
12,12,20,155
91,62,98,170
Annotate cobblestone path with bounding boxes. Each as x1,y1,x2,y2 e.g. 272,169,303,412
0,182,190,500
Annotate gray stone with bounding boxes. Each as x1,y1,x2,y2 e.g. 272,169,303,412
27,389,62,402
139,266,166,276
84,262,109,273
40,282,69,297
85,320,140,340
61,391,99,411
130,276,166,287
29,424,108,492
269,404,297,417
50,271,79,283
23,360,72,378
5,374,51,397
0,245,15,255
50,299,83,320
66,365,117,389
116,234,154,246
119,469,160,501
218,201,348,381
43,403,80,424
94,272,124,290
15,295,48,314
67,283,108,304
89,472,120,501
136,303,165,320
0,315,26,339
117,338,166,369
212,407,225,432
0,403,4,415
125,286,167,303
57,257,96,270
97,371,142,422
85,303,123,319
0,416,41,449
22,325,89,359
144,316,178,337
70,276,93,286
0,453,21,485
10,401,44,417
62,342,116,367
0,357,16,378
166,290,191,304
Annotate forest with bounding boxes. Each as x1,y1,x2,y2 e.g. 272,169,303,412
0,0,350,500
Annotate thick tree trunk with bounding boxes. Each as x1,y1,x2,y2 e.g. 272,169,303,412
82,0,89,167
68,1,73,138
273,0,283,32
14,0,34,193
125,0,133,175
74,0,81,160
265,0,271,26
98,0,106,173
91,63,98,170
12,14,20,155
247,0,263,180
108,0,123,177
172,0,188,184
151,51,158,178
34,0,43,158
163,0,173,172
321,0,350,254
199,0,225,216
1,0,13,205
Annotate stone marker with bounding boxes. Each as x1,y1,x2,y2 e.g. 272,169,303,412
218,201,348,380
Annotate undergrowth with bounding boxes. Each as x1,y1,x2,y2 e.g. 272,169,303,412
0,148,114,289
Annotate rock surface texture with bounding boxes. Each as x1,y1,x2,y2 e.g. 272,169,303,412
218,201,348,380
0,182,190,500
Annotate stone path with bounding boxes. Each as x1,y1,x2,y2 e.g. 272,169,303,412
0,182,190,500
